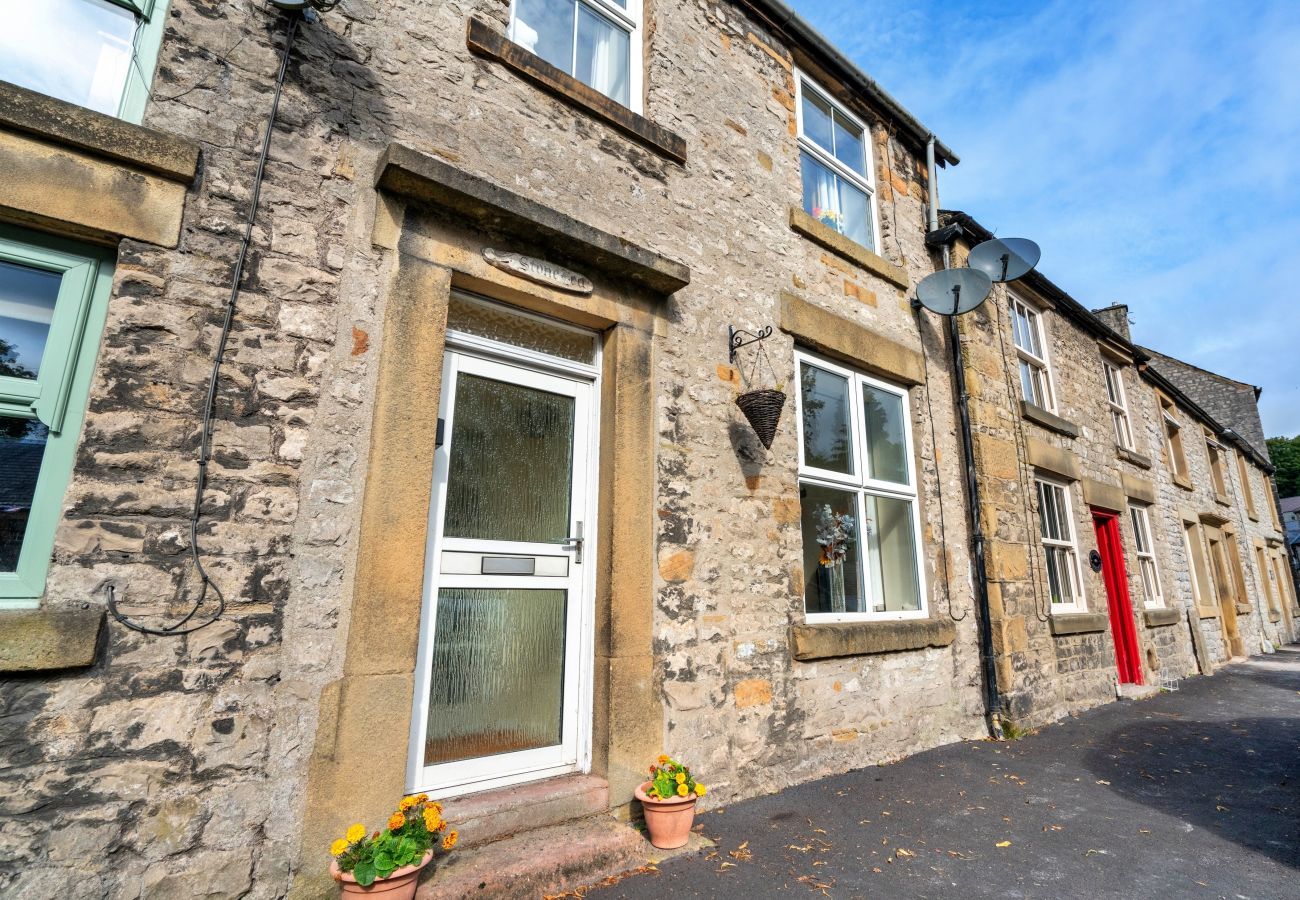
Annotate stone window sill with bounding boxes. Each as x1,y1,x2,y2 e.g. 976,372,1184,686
1198,606,1219,619
1173,472,1194,492
1235,602,1252,616
1048,612,1108,636
1020,401,1080,438
787,207,910,290
1268,610,1282,624
789,617,955,661
1214,494,1232,507
1117,446,1152,469
466,18,686,164
0,607,104,673
1143,607,1181,628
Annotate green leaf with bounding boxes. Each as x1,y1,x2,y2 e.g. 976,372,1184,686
353,859,376,887
374,851,396,879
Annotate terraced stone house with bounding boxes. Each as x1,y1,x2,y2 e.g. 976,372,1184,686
0,1,1292,897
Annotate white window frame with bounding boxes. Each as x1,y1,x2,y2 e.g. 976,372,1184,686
794,71,881,254
1128,504,1163,608
1103,361,1133,450
508,0,643,113
793,349,926,623
1009,294,1056,412
1035,476,1086,613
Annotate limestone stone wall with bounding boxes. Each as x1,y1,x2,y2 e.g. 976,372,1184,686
956,265,1201,726
0,1,987,896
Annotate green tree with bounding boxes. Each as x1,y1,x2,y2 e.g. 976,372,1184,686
0,338,37,440
1267,434,1300,498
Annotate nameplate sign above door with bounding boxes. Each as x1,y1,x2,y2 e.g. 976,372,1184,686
483,248,593,295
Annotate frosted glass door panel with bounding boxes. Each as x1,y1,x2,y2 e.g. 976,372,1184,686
424,588,567,766
444,374,575,544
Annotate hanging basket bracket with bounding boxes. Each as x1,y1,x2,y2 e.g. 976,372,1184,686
728,324,773,364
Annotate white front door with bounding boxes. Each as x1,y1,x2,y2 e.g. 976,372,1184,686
408,340,597,798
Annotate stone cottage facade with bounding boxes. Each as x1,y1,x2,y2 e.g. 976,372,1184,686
0,1,1292,898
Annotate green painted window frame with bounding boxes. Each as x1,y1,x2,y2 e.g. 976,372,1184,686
0,226,114,608
115,0,169,124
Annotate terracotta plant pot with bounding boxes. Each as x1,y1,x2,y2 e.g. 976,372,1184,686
635,781,698,850
330,851,434,899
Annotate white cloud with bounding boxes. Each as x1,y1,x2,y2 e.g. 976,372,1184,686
795,0,1300,435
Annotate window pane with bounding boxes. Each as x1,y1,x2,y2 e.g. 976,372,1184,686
575,4,630,106
799,362,853,474
862,383,908,484
1130,509,1147,552
447,294,596,364
0,0,136,116
837,176,873,249
801,152,840,231
799,484,864,614
0,421,49,572
1045,547,1075,605
832,111,866,173
864,494,920,613
513,0,575,75
443,374,575,543
1019,360,1037,405
801,86,834,154
0,260,62,380
424,588,566,764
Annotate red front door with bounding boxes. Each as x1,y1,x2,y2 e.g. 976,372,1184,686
1093,510,1143,685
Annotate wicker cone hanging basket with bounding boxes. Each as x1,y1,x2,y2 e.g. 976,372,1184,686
736,388,786,449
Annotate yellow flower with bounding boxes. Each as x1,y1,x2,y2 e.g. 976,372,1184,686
442,830,459,851
657,755,669,765
330,839,349,857
345,824,366,844
694,783,706,797
676,783,689,797
388,812,406,831
675,773,686,784
423,807,442,832
430,802,443,816
415,794,429,803
399,796,417,811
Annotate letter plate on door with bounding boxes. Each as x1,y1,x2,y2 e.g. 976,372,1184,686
481,556,536,576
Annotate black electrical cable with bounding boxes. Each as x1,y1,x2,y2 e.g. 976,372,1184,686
110,12,302,636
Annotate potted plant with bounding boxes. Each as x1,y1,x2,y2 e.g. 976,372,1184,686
635,755,706,849
328,794,458,898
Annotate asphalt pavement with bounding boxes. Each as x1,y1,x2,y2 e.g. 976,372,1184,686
589,646,1300,899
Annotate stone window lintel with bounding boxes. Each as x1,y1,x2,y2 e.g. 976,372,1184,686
0,607,104,673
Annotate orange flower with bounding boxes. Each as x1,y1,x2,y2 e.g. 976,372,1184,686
387,812,405,831
442,830,459,851
399,796,417,811
657,755,669,765
423,807,442,832
415,793,429,803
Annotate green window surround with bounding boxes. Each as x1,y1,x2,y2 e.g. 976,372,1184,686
0,226,114,608
0,0,170,124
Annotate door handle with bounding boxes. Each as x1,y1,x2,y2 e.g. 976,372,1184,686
564,521,584,564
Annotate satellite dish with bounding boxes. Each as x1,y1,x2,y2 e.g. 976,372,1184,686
916,268,992,316
968,238,1041,283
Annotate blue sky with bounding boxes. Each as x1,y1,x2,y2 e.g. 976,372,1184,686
791,0,1300,437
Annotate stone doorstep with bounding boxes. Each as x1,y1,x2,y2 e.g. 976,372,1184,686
1116,683,1161,701
443,773,610,848
417,814,711,899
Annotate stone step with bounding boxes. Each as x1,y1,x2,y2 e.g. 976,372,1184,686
1117,682,1161,700
417,815,710,899
443,774,610,848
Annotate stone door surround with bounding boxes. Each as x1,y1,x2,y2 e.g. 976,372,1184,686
292,145,688,896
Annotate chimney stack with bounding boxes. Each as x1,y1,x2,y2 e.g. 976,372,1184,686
1092,304,1131,342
